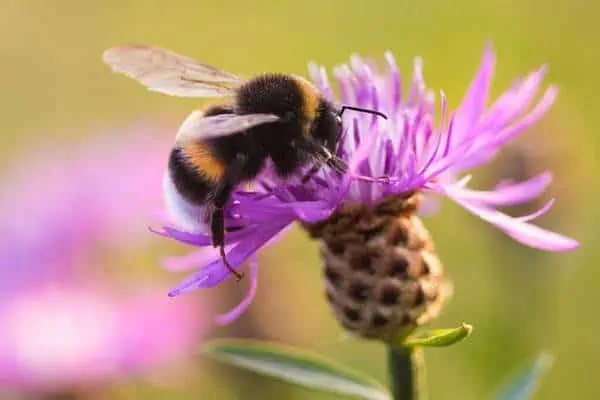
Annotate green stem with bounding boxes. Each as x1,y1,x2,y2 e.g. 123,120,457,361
387,346,427,400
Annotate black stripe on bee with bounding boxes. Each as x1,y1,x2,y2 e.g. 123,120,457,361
168,146,216,205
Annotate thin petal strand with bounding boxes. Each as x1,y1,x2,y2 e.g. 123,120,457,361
448,194,578,252
168,225,286,297
217,257,259,325
518,199,556,222
441,172,553,206
163,247,222,272
453,44,496,139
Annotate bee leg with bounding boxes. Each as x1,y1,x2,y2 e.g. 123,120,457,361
325,155,348,176
209,207,242,281
298,138,349,177
301,163,322,184
210,154,249,281
210,207,225,247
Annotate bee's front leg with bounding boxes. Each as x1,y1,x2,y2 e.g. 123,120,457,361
301,162,323,184
298,137,348,178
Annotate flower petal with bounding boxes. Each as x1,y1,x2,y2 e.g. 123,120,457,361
384,51,402,111
168,225,287,297
442,84,557,173
154,225,258,247
481,66,548,132
293,203,336,223
447,194,578,252
517,198,555,222
217,256,259,325
442,172,553,206
151,226,213,246
453,44,496,140
163,247,222,271
493,85,558,145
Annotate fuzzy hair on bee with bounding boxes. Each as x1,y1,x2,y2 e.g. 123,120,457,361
103,45,387,280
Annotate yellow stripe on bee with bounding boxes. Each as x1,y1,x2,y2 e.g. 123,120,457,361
198,101,232,115
293,76,320,135
183,142,225,181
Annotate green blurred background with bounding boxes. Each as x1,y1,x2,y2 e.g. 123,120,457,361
1,0,597,398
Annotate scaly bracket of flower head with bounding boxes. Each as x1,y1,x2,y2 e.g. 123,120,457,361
305,191,452,340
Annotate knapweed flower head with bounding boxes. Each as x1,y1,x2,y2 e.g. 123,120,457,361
158,45,578,326
0,123,208,394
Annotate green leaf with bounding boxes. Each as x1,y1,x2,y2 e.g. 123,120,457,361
399,323,473,348
204,339,390,400
493,352,553,400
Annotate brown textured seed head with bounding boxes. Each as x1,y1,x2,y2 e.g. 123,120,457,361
303,192,451,342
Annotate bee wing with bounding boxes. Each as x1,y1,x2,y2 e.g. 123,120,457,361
102,45,245,97
176,111,280,142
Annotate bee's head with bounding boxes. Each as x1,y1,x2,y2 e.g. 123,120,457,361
308,101,343,153
310,102,388,152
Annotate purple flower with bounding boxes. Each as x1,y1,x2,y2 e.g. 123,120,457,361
0,122,209,394
0,283,206,392
158,45,578,323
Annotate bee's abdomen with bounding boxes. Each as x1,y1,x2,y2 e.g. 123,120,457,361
168,146,216,205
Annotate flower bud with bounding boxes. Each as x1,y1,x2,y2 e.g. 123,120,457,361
304,193,452,342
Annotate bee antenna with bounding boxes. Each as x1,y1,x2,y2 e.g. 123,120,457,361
339,105,388,120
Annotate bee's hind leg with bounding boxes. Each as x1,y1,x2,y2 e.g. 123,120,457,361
210,154,249,281
209,207,242,281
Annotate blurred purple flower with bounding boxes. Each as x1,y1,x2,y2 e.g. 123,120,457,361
0,283,204,392
157,45,578,322
0,122,208,394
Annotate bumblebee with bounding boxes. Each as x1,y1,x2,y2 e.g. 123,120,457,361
103,45,386,280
